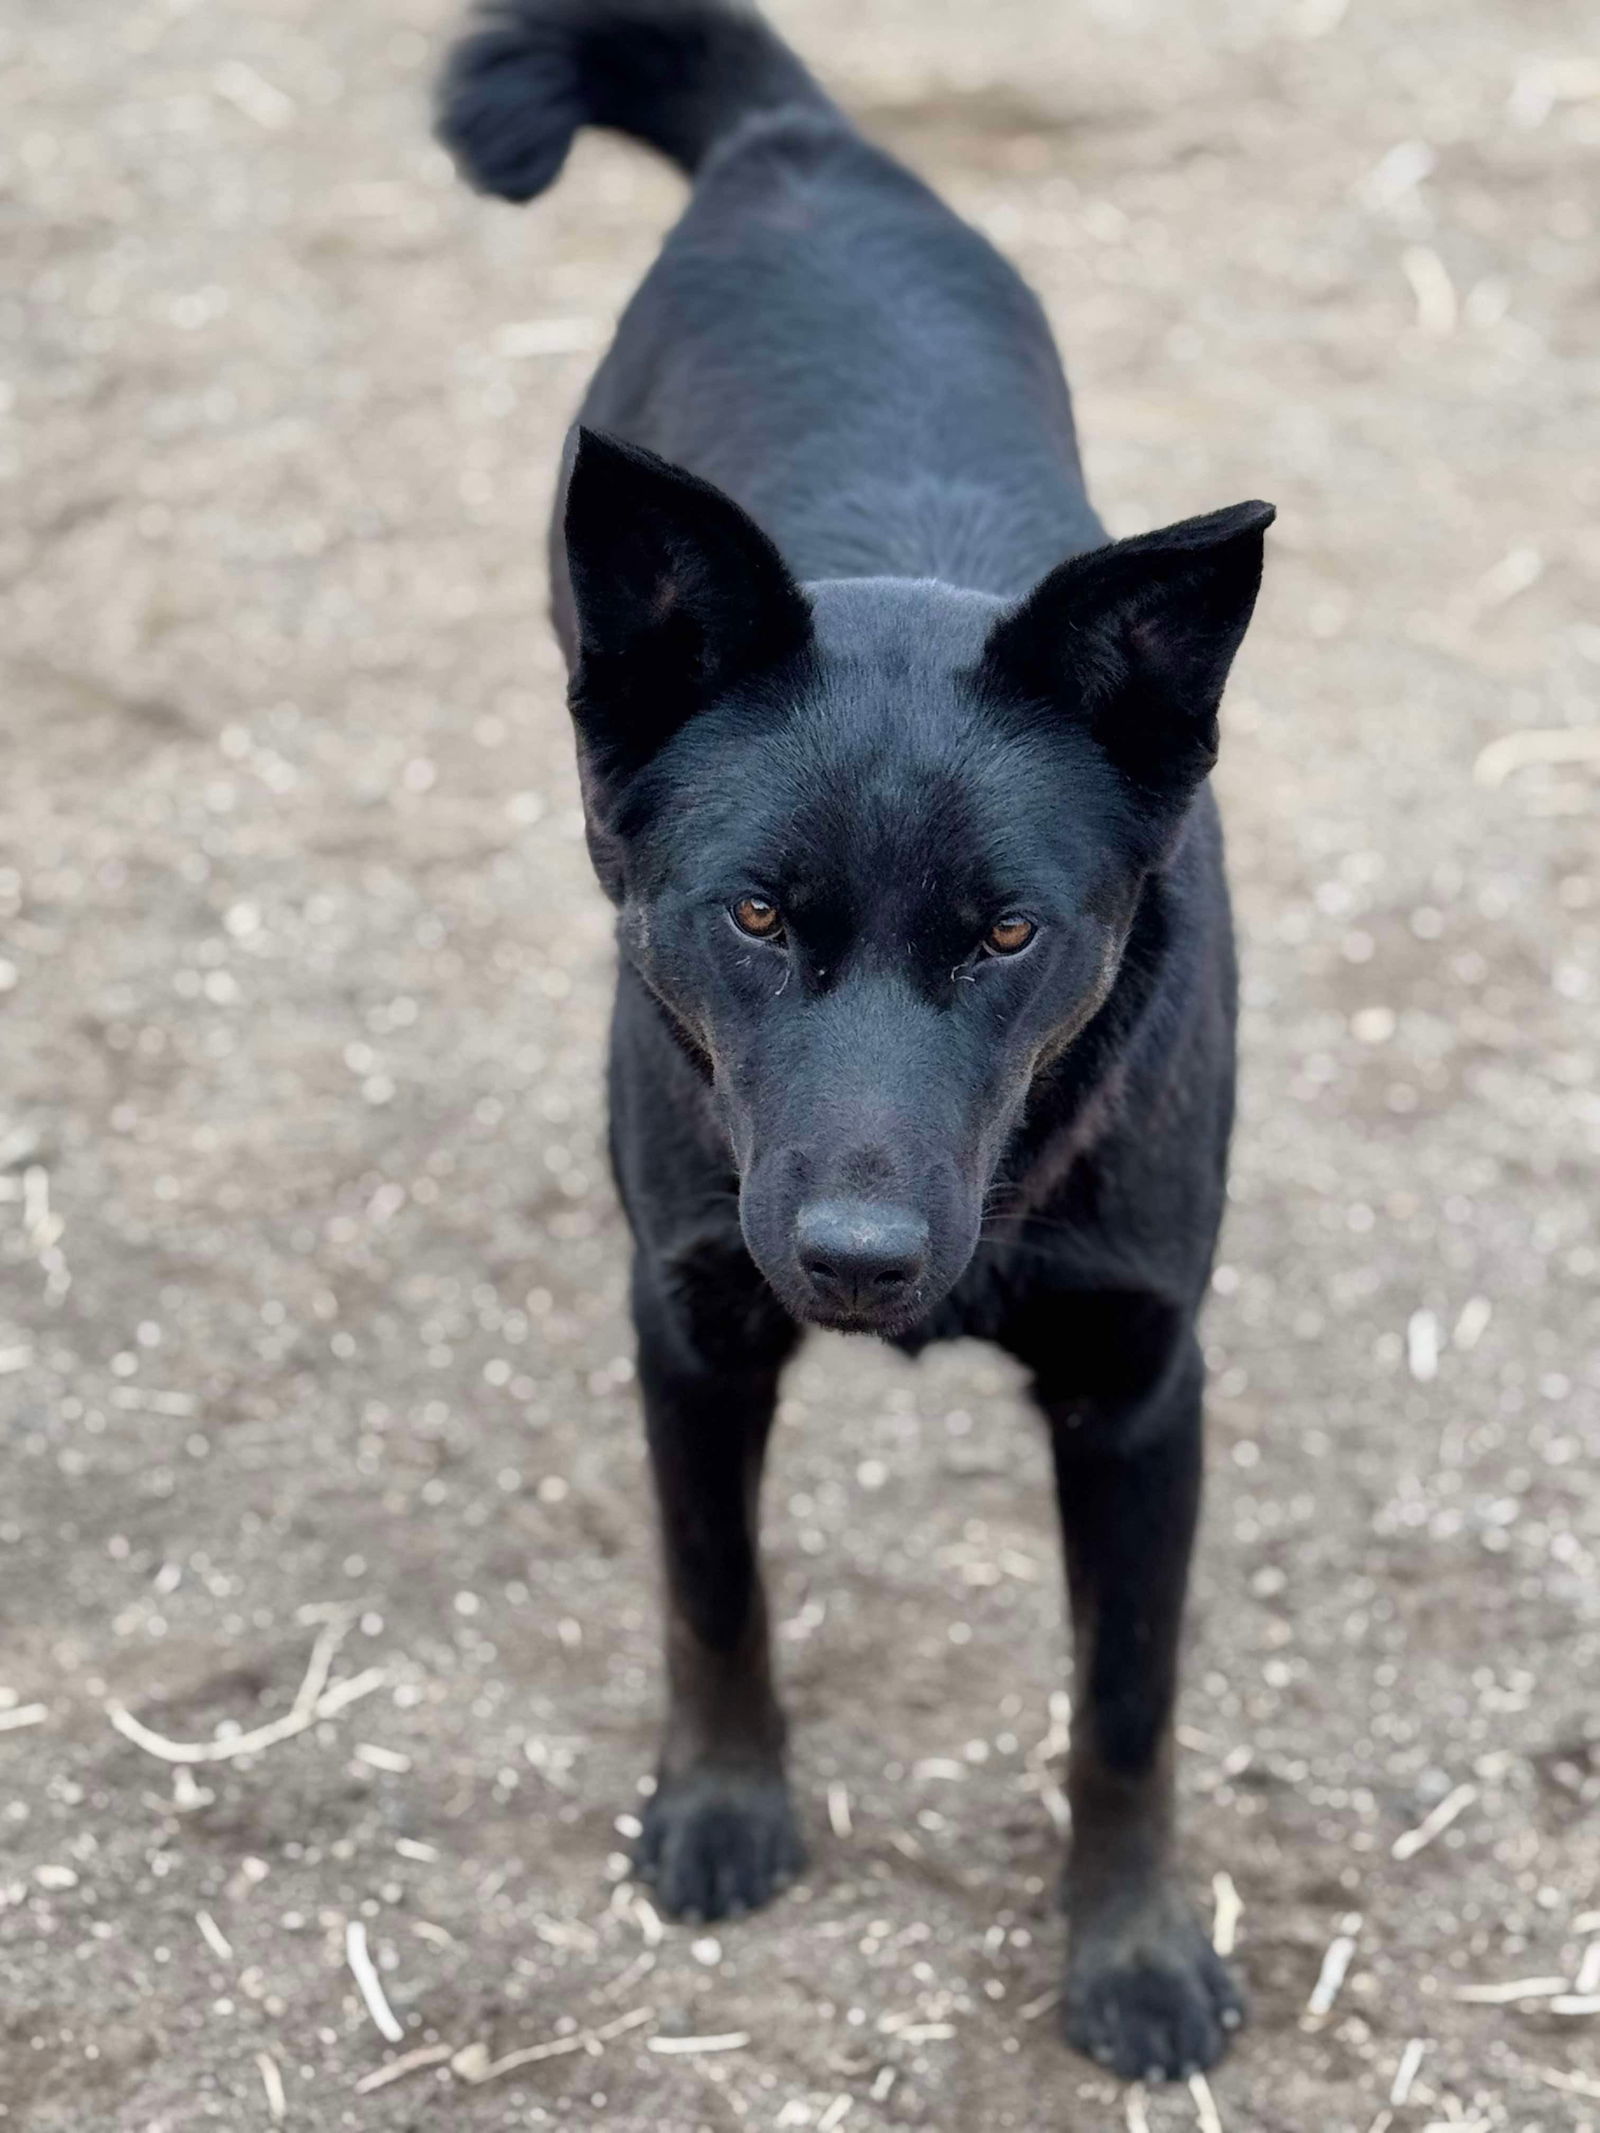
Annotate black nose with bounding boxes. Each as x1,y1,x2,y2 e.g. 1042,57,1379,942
795,1198,930,1315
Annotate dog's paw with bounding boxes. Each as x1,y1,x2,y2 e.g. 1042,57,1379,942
633,1769,805,1922
1062,1889,1243,2082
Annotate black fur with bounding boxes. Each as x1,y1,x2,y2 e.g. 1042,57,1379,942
439,0,1273,2082
436,0,826,196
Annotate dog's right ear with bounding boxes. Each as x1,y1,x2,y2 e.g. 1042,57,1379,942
561,429,813,785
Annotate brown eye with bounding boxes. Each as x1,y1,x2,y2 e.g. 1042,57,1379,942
985,915,1036,957
731,895,783,940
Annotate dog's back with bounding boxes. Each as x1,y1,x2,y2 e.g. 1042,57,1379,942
439,0,1101,590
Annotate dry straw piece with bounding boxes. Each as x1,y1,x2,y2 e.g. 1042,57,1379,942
346,1919,405,2044
254,2051,287,2125
1453,1976,1567,2006
1211,1871,1243,1957
451,2006,655,2086
354,2044,454,2096
1304,1915,1362,2024
1392,1783,1476,1861
1189,2071,1225,2133
646,2030,751,2056
105,1616,385,1765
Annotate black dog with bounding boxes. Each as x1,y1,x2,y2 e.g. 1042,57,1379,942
438,0,1273,2080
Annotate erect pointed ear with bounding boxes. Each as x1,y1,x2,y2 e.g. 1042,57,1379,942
560,428,812,783
980,501,1275,800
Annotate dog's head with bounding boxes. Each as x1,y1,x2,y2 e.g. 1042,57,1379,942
560,431,1272,1334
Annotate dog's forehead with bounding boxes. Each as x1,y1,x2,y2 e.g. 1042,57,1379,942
787,576,1009,808
747,589,1064,905
803,574,1006,671
662,574,1108,905
777,579,1064,867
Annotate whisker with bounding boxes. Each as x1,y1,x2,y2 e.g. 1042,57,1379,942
975,1226,1074,1269
980,1208,1082,1240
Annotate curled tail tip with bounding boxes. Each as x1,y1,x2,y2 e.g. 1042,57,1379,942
435,4,587,203
436,0,822,203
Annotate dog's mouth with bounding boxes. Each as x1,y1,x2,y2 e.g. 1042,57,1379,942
754,1254,956,1339
791,1291,933,1338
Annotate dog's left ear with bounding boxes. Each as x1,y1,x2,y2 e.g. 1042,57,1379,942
981,501,1275,799
561,428,812,784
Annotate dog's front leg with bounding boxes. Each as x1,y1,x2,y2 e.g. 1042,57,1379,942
629,1260,804,1921
1044,1339,1243,2081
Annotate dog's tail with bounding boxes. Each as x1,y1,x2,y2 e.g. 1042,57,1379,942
436,0,832,202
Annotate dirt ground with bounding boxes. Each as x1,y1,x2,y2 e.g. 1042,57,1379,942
3,0,1599,2126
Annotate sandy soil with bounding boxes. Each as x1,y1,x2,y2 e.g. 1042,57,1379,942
3,0,1599,2126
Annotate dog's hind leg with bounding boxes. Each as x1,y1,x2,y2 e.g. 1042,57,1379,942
1025,1305,1243,2080
629,1257,804,1921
